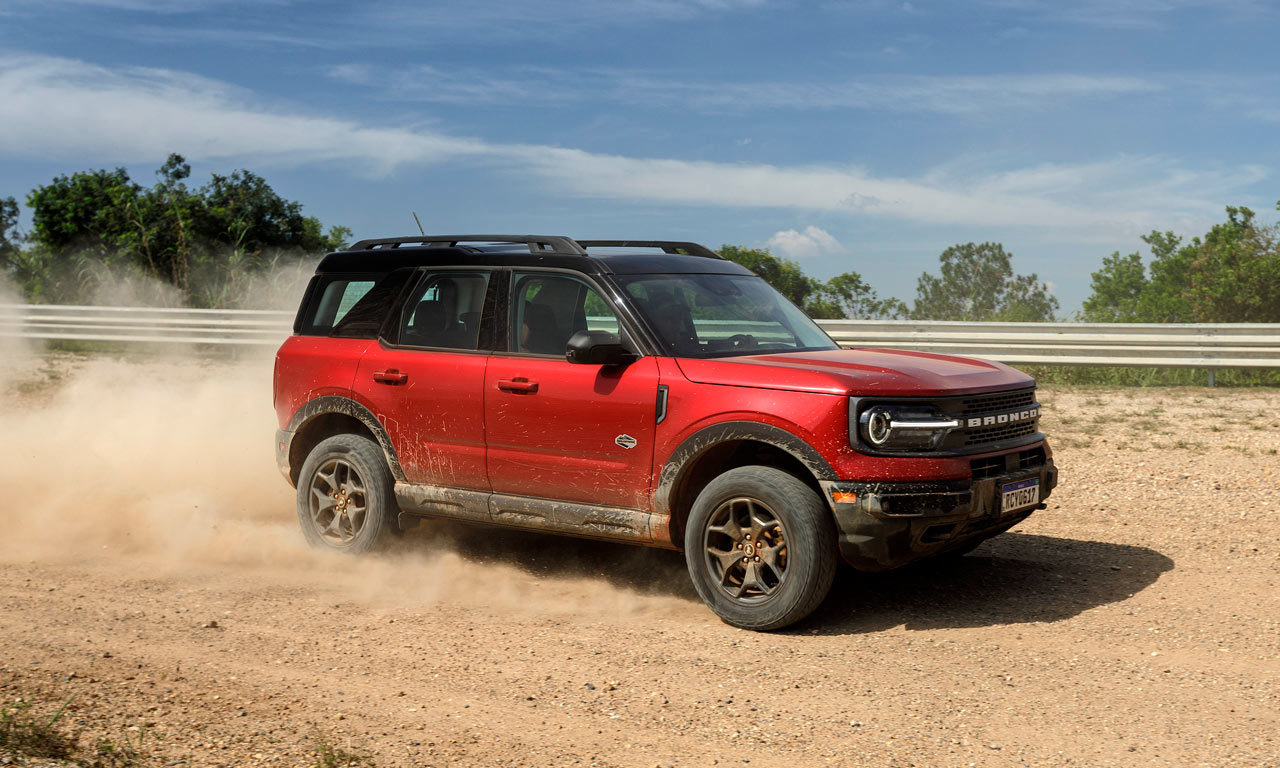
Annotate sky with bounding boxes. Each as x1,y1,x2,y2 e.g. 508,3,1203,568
1,0,1278,313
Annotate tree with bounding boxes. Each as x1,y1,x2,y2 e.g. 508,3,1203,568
719,245,818,309
1185,206,1280,322
0,196,53,299
910,242,1058,322
1134,230,1197,322
1081,251,1146,322
0,196,18,259
23,154,349,306
718,245,905,320
810,272,908,320
1081,204,1280,324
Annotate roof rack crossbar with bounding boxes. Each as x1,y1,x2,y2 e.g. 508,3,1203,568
576,240,722,260
349,234,587,255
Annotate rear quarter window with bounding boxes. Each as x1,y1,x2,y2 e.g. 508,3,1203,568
297,270,414,338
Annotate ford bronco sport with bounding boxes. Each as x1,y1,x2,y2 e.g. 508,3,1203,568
273,235,1058,630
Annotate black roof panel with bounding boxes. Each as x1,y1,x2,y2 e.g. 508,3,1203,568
317,244,754,276
586,252,753,275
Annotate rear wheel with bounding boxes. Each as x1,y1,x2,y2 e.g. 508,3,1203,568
296,434,398,553
685,466,837,631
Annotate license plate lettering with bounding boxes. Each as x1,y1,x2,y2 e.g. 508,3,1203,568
1001,478,1040,513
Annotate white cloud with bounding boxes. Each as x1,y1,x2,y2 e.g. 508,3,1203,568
619,73,1158,114
0,55,1263,240
982,0,1273,28
5,0,271,10
0,55,488,173
766,227,848,260
342,0,770,35
324,63,1161,114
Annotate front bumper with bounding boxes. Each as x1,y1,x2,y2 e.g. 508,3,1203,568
821,454,1058,571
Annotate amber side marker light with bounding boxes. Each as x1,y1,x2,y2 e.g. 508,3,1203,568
832,491,858,504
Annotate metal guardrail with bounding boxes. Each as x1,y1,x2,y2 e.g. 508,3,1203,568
818,320,1280,369
0,304,291,346
4,305,1280,372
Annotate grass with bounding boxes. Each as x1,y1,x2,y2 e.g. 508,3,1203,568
314,738,366,767
0,696,77,760
0,694,149,768
1021,364,1280,388
87,726,148,768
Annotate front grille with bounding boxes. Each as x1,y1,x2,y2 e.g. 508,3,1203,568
1018,446,1046,470
970,455,1004,479
960,388,1036,419
964,420,1037,446
969,446,1047,479
853,386,1043,456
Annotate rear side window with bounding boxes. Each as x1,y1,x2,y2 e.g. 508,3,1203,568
298,271,413,338
397,271,492,350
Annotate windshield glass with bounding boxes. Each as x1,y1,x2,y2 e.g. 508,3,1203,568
617,273,839,358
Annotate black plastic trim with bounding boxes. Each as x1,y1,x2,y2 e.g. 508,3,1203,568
351,234,586,255
655,420,837,515
849,388,1044,458
286,396,406,482
578,240,722,260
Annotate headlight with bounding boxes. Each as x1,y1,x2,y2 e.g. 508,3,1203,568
857,404,961,452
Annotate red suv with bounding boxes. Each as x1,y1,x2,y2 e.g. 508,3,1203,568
273,235,1057,630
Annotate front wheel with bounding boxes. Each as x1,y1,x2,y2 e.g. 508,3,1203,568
684,466,837,631
296,433,398,553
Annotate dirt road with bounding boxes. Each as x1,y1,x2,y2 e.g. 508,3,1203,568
1,355,1277,767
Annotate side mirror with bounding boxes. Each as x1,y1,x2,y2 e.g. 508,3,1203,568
566,330,634,366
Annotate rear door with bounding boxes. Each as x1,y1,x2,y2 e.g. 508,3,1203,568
353,269,494,489
484,270,660,510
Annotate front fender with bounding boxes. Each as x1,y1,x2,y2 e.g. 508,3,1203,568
653,419,838,516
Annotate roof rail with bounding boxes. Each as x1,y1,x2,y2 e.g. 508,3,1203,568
348,234,587,255
577,240,722,260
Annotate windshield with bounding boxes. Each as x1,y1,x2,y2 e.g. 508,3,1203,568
617,273,839,358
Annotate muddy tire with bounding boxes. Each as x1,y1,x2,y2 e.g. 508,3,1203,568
296,433,398,554
685,466,837,631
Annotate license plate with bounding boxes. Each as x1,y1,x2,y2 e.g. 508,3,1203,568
1001,478,1040,513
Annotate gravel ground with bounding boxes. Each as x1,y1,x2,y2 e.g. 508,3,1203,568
0,356,1276,767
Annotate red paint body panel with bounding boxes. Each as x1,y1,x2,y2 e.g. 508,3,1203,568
274,336,370,428
675,348,1033,397
352,345,490,489
276,336,1040,510
648,364,981,504
484,355,660,509
276,339,1042,517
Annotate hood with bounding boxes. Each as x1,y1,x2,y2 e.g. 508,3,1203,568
674,348,1034,397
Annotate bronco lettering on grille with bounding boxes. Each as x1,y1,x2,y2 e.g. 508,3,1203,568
965,407,1040,429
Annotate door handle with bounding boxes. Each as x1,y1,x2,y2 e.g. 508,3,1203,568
372,369,409,385
496,377,539,394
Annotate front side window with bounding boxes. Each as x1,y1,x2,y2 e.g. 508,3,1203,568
510,272,620,355
618,273,838,358
398,271,491,350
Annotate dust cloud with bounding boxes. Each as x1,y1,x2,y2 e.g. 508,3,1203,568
0,351,694,621
0,277,35,392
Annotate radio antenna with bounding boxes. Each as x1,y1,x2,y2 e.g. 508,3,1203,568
412,211,426,236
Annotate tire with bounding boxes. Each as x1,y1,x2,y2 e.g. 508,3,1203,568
296,433,399,554
684,466,837,631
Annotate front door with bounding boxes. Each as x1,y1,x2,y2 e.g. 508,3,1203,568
484,271,660,510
